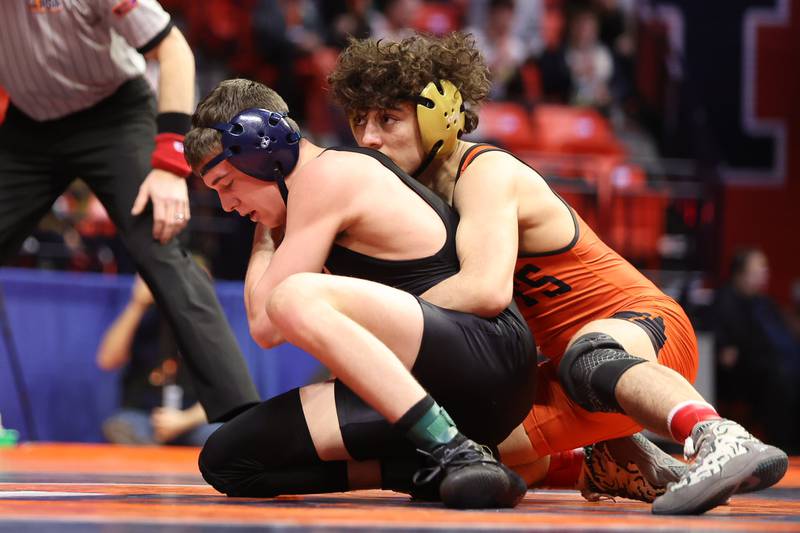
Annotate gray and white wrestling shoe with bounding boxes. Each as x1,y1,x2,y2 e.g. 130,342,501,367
652,419,788,515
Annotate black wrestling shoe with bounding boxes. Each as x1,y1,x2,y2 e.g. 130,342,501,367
408,481,441,502
413,438,527,509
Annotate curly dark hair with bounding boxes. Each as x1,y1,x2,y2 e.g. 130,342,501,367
327,32,490,133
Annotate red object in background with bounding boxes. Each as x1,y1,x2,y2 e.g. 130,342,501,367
182,0,274,83
473,102,538,152
529,105,625,156
296,47,340,138
635,17,670,117
607,164,667,269
584,159,667,269
0,86,8,125
720,1,800,305
541,1,566,51
75,195,117,239
518,61,543,104
185,0,248,46
412,2,462,36
529,149,663,268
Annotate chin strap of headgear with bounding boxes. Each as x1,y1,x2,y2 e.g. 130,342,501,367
412,80,465,177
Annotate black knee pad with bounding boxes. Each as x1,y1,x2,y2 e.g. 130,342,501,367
557,333,647,413
199,388,345,497
334,380,416,460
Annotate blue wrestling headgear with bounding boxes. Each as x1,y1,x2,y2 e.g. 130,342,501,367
200,108,301,203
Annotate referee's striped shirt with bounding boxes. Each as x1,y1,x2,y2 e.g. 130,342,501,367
0,0,172,121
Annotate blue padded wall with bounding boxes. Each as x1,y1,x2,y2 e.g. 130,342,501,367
0,268,323,442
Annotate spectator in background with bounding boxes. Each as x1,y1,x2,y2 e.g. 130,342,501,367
592,0,637,113
253,0,325,123
537,40,573,104
595,0,636,54
98,274,219,446
371,0,420,41
468,0,543,58
13,181,125,274
468,0,528,100
714,248,800,453
325,0,375,50
564,7,614,111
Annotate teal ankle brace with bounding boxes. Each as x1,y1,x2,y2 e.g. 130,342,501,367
405,403,459,451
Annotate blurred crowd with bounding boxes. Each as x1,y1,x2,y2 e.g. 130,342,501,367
172,0,649,148
10,0,681,279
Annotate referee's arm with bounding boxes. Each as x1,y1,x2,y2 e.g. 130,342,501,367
144,26,195,115
131,25,195,244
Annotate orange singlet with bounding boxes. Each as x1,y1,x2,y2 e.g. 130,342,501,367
459,145,699,456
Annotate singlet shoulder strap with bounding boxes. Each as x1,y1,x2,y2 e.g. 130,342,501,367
456,143,508,182
323,145,458,234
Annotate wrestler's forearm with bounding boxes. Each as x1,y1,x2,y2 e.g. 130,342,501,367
243,226,286,347
426,157,517,317
244,224,278,315
250,316,285,348
421,273,511,318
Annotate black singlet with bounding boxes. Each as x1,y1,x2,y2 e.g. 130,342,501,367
323,146,459,296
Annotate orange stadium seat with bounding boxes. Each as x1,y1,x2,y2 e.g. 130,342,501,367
540,155,665,268
471,102,538,152
529,105,625,156
606,163,666,268
0,86,8,125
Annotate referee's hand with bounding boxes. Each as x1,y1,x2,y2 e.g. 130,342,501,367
131,168,191,244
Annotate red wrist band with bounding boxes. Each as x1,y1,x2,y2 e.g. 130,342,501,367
152,132,192,178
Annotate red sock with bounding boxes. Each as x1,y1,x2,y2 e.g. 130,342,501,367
541,448,585,489
667,401,721,442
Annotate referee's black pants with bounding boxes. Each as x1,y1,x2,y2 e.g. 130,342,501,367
0,77,260,423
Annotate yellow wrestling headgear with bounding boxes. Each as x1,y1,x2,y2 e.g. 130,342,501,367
416,80,465,161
